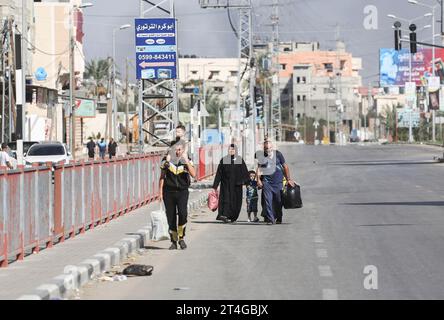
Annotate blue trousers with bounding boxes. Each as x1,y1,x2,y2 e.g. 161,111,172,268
263,182,282,223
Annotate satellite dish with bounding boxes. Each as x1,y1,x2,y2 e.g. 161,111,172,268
35,67,47,81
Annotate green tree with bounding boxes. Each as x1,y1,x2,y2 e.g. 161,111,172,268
84,58,113,84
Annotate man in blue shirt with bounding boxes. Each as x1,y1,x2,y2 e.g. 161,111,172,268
256,140,297,224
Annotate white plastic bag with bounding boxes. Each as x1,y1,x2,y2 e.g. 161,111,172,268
150,204,170,241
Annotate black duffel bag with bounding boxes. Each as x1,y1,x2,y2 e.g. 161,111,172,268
283,184,303,209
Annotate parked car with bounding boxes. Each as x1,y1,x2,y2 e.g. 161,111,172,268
24,142,72,167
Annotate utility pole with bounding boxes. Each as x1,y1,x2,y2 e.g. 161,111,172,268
125,57,130,150
138,0,178,151
107,56,113,140
69,6,76,159
270,0,281,142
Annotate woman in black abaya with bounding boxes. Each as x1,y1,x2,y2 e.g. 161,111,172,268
212,144,250,223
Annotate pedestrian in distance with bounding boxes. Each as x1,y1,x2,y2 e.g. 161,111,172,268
108,137,117,159
98,138,107,160
159,140,196,250
212,144,250,223
0,143,13,169
256,139,297,224
86,137,96,160
246,170,260,223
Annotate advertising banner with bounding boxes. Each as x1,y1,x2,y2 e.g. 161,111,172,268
135,18,177,80
380,48,444,87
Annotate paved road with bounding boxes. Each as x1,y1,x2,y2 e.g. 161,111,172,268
78,143,444,300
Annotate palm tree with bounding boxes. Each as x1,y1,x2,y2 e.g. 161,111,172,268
83,58,116,98
84,58,113,84
381,104,399,141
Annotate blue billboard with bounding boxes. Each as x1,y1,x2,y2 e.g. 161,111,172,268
380,48,444,87
135,18,177,80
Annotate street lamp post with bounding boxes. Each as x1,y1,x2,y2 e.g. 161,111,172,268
70,2,93,160
409,0,439,142
389,12,432,143
112,24,131,142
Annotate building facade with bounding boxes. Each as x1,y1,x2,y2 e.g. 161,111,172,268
178,58,248,126
278,41,363,131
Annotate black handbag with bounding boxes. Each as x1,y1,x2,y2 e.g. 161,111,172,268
283,184,303,209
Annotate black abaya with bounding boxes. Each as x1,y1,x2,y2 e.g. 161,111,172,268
212,155,249,222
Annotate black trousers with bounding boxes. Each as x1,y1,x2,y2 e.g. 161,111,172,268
163,189,189,241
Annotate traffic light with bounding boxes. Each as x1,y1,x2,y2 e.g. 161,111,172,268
409,23,417,54
394,21,402,51
254,86,264,119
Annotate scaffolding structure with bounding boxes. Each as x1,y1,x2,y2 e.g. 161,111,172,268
199,0,254,157
1,16,16,144
138,0,179,151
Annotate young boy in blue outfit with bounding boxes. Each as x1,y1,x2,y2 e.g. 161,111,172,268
246,170,260,222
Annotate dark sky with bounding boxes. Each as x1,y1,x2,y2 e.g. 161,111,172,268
83,0,441,84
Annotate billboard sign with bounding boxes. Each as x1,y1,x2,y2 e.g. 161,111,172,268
380,48,444,87
74,99,96,118
135,18,177,80
397,109,420,128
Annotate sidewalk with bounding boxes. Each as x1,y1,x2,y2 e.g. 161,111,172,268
0,184,211,300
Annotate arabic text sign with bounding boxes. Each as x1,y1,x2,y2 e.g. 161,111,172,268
135,18,177,80
397,109,420,128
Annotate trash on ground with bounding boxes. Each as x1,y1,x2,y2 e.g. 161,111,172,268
112,275,128,282
122,264,154,277
98,276,114,282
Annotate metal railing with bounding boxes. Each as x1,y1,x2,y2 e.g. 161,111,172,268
0,153,162,268
197,144,229,181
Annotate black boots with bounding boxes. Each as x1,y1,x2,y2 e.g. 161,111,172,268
178,239,187,250
169,240,187,250
169,242,178,250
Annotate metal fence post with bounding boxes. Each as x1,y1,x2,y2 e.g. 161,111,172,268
33,164,39,254
18,165,25,260
80,161,85,234
0,167,8,267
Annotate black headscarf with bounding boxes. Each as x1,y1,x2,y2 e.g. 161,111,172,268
229,143,239,161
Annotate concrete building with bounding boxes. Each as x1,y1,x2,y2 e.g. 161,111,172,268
29,0,89,148
278,41,363,131
178,58,248,126
32,0,86,91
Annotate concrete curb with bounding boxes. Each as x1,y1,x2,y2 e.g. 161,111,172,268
17,190,211,300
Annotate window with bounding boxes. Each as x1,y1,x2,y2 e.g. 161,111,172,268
230,71,238,77
28,145,65,156
213,87,224,93
296,77,301,84
324,63,333,72
281,64,287,70
340,60,346,70
302,77,306,83
191,70,198,75
302,95,306,101
297,95,301,101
